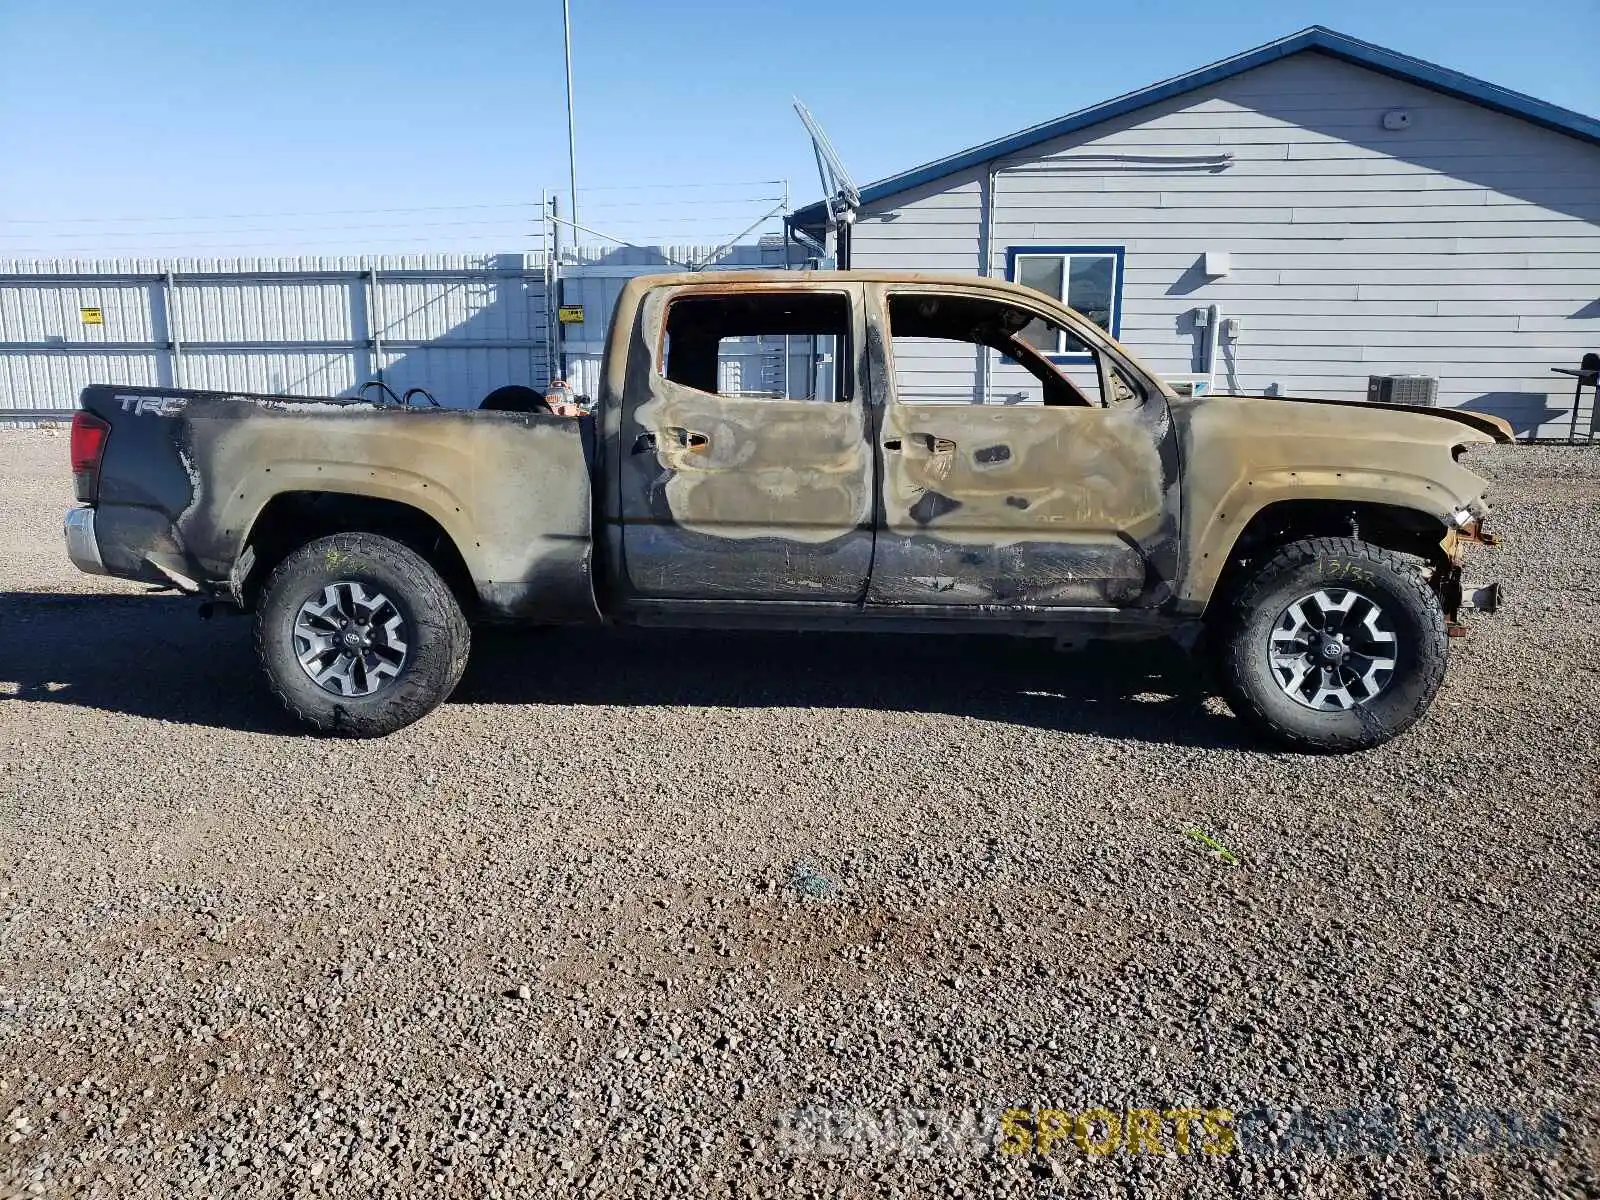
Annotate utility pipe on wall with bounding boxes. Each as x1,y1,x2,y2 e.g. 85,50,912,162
979,159,1002,403
1205,303,1221,393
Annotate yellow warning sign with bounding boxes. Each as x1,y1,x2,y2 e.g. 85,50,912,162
557,305,585,324
80,307,104,325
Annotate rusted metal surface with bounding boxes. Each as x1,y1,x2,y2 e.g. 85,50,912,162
1170,393,1506,615
76,269,1507,638
611,284,874,601
597,273,1190,612
599,271,1501,622
863,281,1179,609
1246,394,1515,443
79,385,597,622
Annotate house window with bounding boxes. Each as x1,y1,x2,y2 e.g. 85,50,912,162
1006,246,1124,358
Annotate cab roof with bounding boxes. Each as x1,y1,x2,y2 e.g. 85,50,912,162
622,269,1050,301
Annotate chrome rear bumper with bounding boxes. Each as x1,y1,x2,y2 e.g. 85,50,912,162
64,507,108,576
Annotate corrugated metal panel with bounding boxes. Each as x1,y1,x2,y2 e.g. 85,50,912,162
0,278,157,342
0,244,808,412
0,349,161,410
180,350,358,397
177,279,353,343
0,253,549,275
553,240,809,396
380,347,545,400
376,275,541,344
0,253,552,410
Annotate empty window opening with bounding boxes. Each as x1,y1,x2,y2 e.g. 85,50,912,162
886,293,1100,408
661,292,851,402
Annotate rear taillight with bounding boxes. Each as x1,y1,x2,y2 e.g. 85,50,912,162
70,411,110,503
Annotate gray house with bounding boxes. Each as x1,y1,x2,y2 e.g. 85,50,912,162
790,27,1600,439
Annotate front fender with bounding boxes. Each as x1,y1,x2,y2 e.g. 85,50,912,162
1171,396,1497,612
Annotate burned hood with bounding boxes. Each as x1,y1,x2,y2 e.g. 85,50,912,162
1218,393,1515,444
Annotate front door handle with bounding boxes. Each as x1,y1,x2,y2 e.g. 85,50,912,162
632,428,709,455
882,438,902,452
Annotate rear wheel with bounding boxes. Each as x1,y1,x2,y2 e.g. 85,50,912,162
254,532,470,737
1214,537,1448,752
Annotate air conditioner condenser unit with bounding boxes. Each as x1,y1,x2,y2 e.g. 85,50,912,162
1367,374,1438,406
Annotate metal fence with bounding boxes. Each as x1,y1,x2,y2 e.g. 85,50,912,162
553,239,807,395
0,253,554,414
0,238,818,416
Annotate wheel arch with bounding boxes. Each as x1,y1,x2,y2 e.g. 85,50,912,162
1201,497,1450,619
238,490,478,613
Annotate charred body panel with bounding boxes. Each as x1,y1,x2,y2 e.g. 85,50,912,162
869,402,1180,607
1170,394,1508,616
863,282,1182,610
71,272,1508,646
79,385,599,623
611,282,875,603
1258,394,1514,442
593,271,1189,621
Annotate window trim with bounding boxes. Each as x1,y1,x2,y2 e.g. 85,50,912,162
654,287,856,403
881,287,1100,409
1004,245,1126,363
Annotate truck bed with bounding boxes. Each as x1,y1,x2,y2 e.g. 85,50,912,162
71,385,599,622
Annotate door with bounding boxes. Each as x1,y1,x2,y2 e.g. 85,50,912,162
617,283,875,602
866,284,1180,609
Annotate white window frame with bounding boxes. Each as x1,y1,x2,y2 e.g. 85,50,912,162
1007,246,1125,362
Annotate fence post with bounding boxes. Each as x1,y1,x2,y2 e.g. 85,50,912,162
367,269,384,384
163,268,184,387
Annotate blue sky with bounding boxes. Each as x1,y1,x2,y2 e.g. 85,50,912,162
1,0,1595,259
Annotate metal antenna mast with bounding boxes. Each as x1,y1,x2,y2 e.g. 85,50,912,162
793,99,860,267
562,0,580,250
793,99,860,213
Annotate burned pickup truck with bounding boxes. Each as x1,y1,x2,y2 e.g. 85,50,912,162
64,270,1508,750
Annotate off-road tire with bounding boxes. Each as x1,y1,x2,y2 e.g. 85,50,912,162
254,533,470,737
1214,537,1448,753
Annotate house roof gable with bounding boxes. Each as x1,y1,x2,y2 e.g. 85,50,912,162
789,26,1600,233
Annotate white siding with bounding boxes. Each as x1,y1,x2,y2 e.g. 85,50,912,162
851,52,1600,439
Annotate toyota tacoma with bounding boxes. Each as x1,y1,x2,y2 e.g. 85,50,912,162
63,270,1509,750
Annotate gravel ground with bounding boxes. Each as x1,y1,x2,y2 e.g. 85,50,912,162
1,426,1596,1199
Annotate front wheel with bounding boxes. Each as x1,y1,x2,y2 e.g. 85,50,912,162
254,533,470,737
1214,537,1448,753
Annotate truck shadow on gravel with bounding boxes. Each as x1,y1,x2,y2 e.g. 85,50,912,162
463,627,1250,750
0,592,298,735
0,591,1249,749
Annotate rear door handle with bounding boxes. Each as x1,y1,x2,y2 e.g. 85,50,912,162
885,434,956,452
